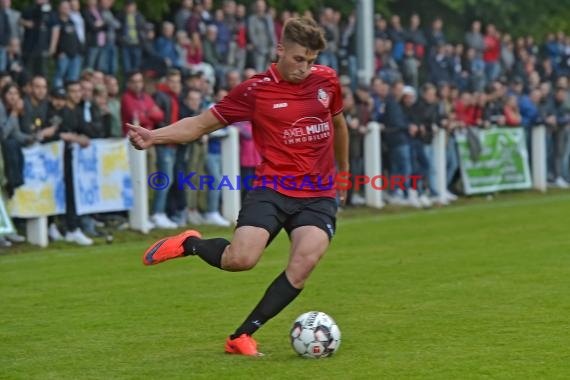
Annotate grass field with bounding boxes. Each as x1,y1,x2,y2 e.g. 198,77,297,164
1,191,570,380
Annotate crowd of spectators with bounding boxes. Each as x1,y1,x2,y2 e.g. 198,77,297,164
343,15,570,208
1,0,569,247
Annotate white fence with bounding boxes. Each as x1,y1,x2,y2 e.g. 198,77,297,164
362,122,450,209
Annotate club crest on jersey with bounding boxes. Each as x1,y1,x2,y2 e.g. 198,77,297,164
317,88,330,108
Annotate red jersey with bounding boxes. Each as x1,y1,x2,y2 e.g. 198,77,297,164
211,63,343,199
483,35,500,63
120,90,164,135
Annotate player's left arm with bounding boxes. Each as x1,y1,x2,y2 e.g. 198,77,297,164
332,112,349,174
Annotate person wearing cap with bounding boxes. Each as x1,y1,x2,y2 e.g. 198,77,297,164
401,85,427,208
29,88,63,146
56,80,94,245
415,83,444,205
35,85,68,242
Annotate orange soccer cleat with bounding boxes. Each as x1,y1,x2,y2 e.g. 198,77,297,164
142,230,202,266
225,334,263,356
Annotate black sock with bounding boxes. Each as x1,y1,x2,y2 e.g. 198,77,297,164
230,271,302,339
183,236,229,269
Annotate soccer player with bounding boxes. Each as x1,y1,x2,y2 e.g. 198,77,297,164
127,17,349,356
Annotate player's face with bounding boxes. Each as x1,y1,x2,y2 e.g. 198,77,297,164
276,42,319,84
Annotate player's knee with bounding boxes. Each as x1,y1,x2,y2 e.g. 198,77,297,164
226,254,258,271
296,252,323,270
304,255,321,270
286,267,313,288
287,255,321,286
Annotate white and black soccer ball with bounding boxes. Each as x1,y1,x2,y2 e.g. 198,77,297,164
290,311,341,359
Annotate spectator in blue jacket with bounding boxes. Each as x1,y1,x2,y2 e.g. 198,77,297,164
203,88,231,226
552,86,570,187
383,80,414,205
519,88,542,162
429,42,452,85
155,21,183,70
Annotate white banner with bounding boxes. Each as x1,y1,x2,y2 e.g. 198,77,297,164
0,196,15,234
8,141,66,218
73,139,134,215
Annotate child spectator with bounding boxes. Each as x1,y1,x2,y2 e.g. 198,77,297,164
237,120,260,202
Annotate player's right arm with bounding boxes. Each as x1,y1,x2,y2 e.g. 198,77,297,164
128,78,255,150
127,109,226,150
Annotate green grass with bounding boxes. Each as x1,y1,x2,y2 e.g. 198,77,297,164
1,191,570,379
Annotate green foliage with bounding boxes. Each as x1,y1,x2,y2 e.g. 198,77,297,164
438,0,569,39
12,0,32,10
253,0,394,18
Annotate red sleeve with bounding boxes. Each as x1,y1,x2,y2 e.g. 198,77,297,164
466,106,476,126
146,96,165,125
504,106,520,126
454,101,464,122
121,95,134,136
210,80,255,125
138,113,152,130
120,95,130,125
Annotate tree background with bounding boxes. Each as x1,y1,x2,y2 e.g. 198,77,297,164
12,0,570,43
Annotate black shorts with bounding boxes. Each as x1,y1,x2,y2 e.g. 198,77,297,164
236,188,338,245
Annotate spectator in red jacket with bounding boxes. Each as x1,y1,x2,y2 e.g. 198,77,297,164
454,92,472,128
483,24,501,83
120,70,164,135
504,95,522,126
472,92,487,128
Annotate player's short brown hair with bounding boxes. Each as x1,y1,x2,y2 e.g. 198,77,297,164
281,17,327,52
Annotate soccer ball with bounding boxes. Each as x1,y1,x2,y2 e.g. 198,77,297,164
290,311,341,358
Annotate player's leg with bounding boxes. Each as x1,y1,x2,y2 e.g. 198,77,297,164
225,226,331,356
141,224,270,269
142,189,283,269
284,197,337,286
285,225,330,288
226,198,336,356
234,226,330,334
184,226,269,270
